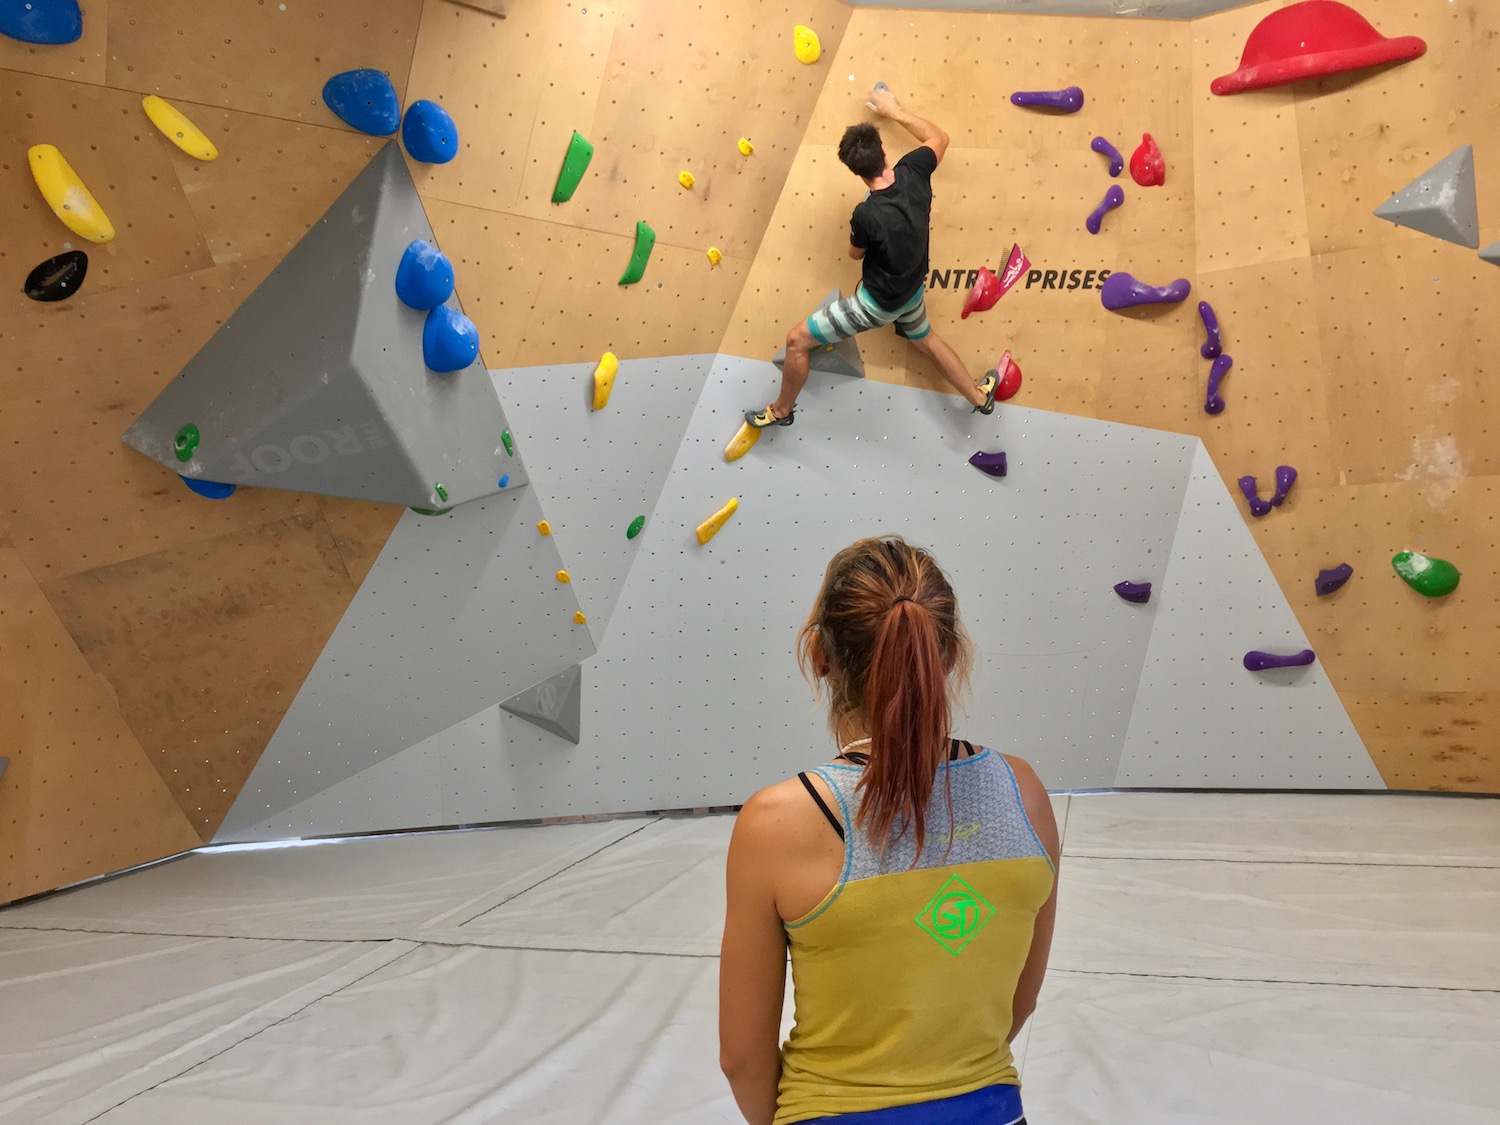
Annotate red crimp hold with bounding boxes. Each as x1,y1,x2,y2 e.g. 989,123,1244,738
1130,134,1166,187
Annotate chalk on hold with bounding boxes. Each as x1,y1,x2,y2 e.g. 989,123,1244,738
556,570,570,583
627,515,645,539
724,421,761,463
1244,648,1316,671
401,99,459,164
968,451,1007,478
422,305,480,372
592,352,618,410
23,249,87,302
995,351,1023,401
537,520,551,536
738,137,754,156
1374,145,1480,249
1211,1,1427,96
793,25,821,64
961,267,1001,319
1315,562,1353,596
395,240,455,310
501,430,514,456
322,69,401,136
619,221,657,286
574,611,588,624
1237,475,1272,518
173,423,200,463
1086,185,1125,235
1205,354,1232,415
1092,136,1124,177
1113,581,1152,604
678,171,695,190
141,95,218,161
1130,134,1165,187
552,130,594,202
1100,272,1191,311
1199,301,1222,358
179,475,237,500
1392,550,1460,597
27,145,114,243
0,0,81,44
706,247,723,266
697,497,739,544
1270,465,1297,507
1010,86,1084,112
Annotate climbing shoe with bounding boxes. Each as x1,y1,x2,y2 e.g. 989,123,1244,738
745,405,794,428
973,371,998,415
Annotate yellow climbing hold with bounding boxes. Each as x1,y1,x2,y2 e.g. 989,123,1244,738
27,145,114,244
706,247,723,267
723,421,761,463
537,520,551,536
592,351,618,411
141,95,219,161
793,25,821,65
573,611,587,624
738,137,754,156
696,497,739,545
556,570,571,583
678,170,695,189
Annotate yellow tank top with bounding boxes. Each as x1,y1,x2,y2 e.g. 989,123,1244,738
775,749,1055,1125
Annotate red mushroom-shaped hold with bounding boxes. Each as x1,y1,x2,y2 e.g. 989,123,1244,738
961,267,1002,319
1130,134,1165,187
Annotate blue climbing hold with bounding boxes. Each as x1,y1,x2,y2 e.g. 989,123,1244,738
498,473,510,488
321,69,401,136
179,475,237,500
0,0,82,45
423,305,480,372
402,99,458,164
395,240,455,310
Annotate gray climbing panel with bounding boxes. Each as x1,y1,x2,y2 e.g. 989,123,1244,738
122,143,520,509
0,757,8,782
500,665,583,745
1480,241,1500,266
773,289,865,379
1374,145,1480,250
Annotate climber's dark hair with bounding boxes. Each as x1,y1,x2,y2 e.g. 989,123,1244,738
838,123,886,180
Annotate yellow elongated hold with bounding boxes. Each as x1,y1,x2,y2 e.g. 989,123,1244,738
556,570,571,583
537,520,551,536
738,137,754,156
592,351,618,411
678,170,695,189
696,497,739,545
142,95,219,161
793,25,821,65
706,247,723,267
27,145,115,244
573,611,588,624
723,421,761,463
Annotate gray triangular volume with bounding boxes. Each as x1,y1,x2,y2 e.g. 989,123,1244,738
773,289,865,378
122,143,524,509
1374,144,1480,249
1480,240,1500,266
500,664,583,745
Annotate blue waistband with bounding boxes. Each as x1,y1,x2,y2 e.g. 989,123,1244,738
800,1082,1023,1124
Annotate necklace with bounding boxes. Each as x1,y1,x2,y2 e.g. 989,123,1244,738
838,737,872,754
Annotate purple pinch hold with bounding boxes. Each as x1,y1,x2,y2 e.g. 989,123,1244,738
1271,465,1298,507
1092,135,1124,177
1198,301,1222,359
1238,474,1271,518
1100,271,1192,311
1243,648,1317,672
1010,86,1085,113
969,450,1008,477
1205,353,1232,415
1086,184,1126,235
1113,580,1152,604
1315,563,1353,597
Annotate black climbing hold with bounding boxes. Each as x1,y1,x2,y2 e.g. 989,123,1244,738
23,249,88,302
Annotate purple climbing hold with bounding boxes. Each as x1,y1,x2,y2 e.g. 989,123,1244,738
1011,86,1084,113
1100,272,1192,311
1086,185,1126,235
969,450,1008,477
1315,563,1353,597
1238,475,1271,518
1271,465,1297,507
1244,648,1316,672
1205,354,1232,415
1113,581,1152,604
395,239,455,310
1198,301,1222,358
1092,136,1124,177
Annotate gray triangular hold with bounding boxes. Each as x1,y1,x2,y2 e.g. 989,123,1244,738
773,289,865,378
500,664,582,745
1480,240,1500,266
1374,144,1480,249
122,143,524,509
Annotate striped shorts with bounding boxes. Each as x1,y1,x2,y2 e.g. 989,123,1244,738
806,283,931,345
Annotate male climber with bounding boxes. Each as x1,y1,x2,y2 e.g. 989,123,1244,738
746,84,1003,429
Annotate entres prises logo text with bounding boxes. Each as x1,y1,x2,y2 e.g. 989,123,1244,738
927,266,1113,292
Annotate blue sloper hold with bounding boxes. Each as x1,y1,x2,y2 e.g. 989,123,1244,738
402,99,459,164
423,305,480,372
0,0,82,45
322,68,402,137
395,240,455,310
179,475,238,500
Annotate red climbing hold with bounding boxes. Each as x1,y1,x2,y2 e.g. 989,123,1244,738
1130,134,1165,187
995,351,1022,402
961,267,1001,319
1210,0,1426,96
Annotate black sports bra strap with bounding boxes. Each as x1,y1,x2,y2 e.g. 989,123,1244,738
797,771,844,841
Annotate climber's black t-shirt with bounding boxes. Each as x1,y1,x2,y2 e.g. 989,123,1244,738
849,145,937,311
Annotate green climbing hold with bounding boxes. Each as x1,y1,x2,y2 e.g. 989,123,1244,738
619,221,656,286
1392,550,1460,597
434,482,449,503
501,429,514,456
173,423,200,463
627,515,645,539
552,130,594,203
410,506,453,517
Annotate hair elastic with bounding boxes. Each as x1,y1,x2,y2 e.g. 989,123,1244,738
891,595,914,606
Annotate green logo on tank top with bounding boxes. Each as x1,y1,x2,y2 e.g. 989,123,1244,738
915,874,994,956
